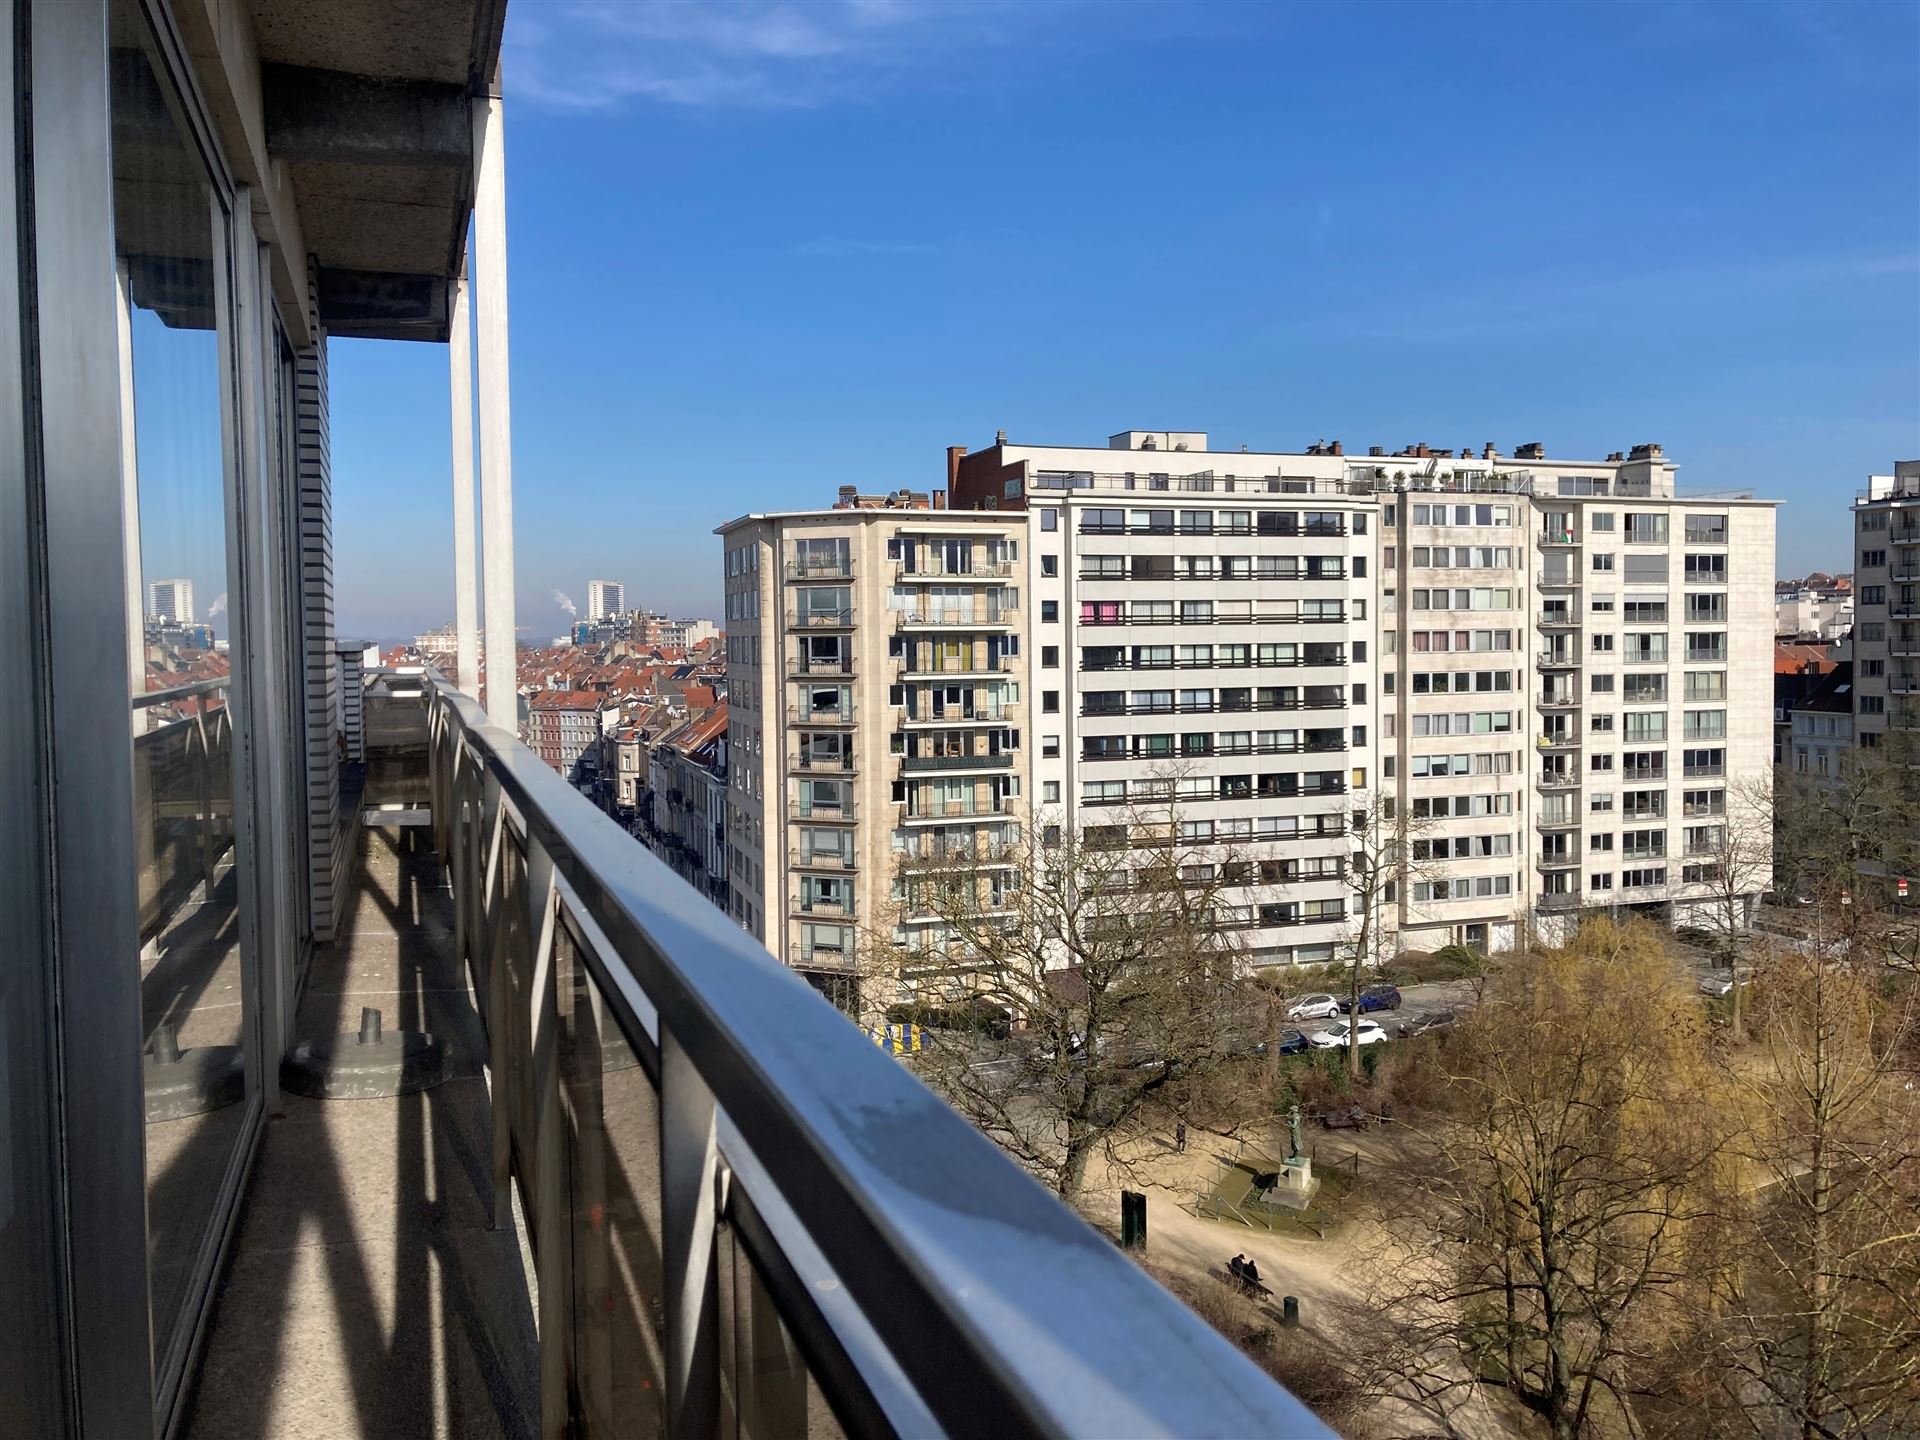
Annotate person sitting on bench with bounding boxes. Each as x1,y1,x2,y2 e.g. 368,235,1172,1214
1242,1258,1261,1286
1228,1254,1247,1278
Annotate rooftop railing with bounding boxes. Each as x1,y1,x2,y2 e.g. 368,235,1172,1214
420,673,1331,1436
133,676,233,944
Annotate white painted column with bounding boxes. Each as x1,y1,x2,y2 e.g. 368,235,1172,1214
472,93,518,731
449,266,480,699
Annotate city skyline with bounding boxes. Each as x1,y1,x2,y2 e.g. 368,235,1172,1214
324,0,1918,639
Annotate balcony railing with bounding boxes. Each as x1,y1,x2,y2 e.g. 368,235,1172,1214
788,608,854,629
789,656,854,678
1537,651,1581,668
786,557,853,580
792,894,857,919
1080,655,1344,673
1537,611,1579,627
1538,530,1579,547
788,705,855,727
1083,611,1347,628
133,677,234,943
792,751,856,772
901,752,1016,772
458,683,1305,1435
788,801,856,823
1082,696,1346,718
894,605,1019,628
896,558,1016,580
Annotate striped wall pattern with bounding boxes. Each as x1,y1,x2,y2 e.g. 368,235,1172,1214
296,272,346,943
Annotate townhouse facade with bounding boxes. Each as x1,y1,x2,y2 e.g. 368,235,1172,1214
1852,461,1920,747
522,689,611,778
717,494,1030,1006
645,705,731,910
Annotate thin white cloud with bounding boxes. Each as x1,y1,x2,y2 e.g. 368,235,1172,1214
504,0,1030,112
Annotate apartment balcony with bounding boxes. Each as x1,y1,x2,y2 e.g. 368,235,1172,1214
901,706,1018,727
893,605,1019,629
1535,814,1581,833
788,801,857,823
901,656,1018,678
901,803,1017,823
1535,733,1581,751
1891,639,1920,658
1537,611,1580,628
785,557,853,580
1536,852,1580,871
788,607,856,630
1089,611,1347,628
1890,566,1920,583
1683,762,1727,778
895,558,1016,580
788,656,855,679
788,705,856,727
1894,602,1920,620
1537,651,1582,669
1539,772,1581,790
1537,529,1580,547
900,752,1016,773
1537,891,1583,911
1536,570,1581,588
793,851,859,872
792,893,857,919
791,751,857,773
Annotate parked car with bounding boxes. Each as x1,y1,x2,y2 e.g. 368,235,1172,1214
1287,993,1341,1021
1698,970,1752,998
1251,1028,1311,1058
1339,984,1403,1014
1397,1007,1457,1039
1309,1019,1389,1049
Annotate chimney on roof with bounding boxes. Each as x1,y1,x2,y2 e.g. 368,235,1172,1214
1513,442,1545,461
947,446,966,487
1483,442,1498,460
932,489,947,510
1329,440,1343,456
836,484,858,508
995,428,1007,445
1606,451,1623,463
1368,446,1384,457
1628,442,1663,461
1413,443,1431,459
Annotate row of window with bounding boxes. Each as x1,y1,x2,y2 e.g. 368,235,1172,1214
1406,751,1518,777
1401,629,1516,652
1413,875,1516,901
1082,772,1350,804
1082,727,1349,760
1081,642,1344,670
1410,588,1518,611
1405,503,1517,528
1076,508,1358,537
1411,546,1518,569
1408,710,1520,736
1078,599,1349,624
1078,554,1354,581
1082,685,1352,714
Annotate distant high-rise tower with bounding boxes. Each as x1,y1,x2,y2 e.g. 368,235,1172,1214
146,578,194,624
587,578,625,621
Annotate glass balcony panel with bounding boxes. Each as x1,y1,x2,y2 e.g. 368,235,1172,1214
116,5,253,1359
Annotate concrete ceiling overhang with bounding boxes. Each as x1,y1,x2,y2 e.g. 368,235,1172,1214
179,0,507,342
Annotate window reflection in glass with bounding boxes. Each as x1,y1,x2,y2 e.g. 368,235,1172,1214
112,0,249,1357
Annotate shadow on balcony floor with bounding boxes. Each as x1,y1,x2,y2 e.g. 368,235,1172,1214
179,822,537,1440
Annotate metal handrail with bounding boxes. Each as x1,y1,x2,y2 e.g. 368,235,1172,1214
420,672,1327,1437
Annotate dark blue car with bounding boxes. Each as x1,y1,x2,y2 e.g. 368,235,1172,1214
1339,984,1402,1015
1250,1029,1310,1058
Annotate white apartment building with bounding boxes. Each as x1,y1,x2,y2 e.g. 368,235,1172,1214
586,577,625,621
1852,461,1920,748
718,495,1029,1009
952,430,1779,957
1774,587,1852,642
145,577,194,624
952,432,1377,967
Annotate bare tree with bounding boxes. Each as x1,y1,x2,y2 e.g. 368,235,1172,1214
862,797,1261,1205
1688,771,1777,1041
1370,918,1739,1439
1699,945,1920,1439
1337,787,1434,1076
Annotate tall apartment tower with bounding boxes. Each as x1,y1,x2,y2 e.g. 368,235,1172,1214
953,430,1779,958
718,496,1029,1008
1852,461,1920,748
145,577,194,624
586,578,625,621
953,432,1380,967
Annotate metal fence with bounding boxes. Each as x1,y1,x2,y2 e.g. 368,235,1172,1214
133,677,233,943
420,672,1329,1438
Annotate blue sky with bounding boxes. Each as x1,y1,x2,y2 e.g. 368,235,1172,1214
329,0,1920,640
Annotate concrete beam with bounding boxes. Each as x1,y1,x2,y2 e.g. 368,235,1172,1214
263,64,470,167
315,266,450,341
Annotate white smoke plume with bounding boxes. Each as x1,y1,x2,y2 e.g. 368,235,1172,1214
552,589,578,617
206,592,228,620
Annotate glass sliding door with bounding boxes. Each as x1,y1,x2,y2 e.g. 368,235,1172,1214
110,0,256,1371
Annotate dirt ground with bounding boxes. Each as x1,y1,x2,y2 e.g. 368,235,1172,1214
1082,1119,1529,1440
